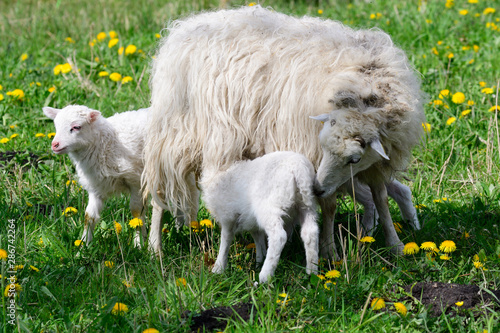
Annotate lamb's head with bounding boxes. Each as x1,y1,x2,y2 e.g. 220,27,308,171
311,109,389,198
43,105,102,155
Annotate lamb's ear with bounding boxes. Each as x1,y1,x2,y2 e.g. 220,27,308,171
43,107,60,120
310,114,330,123
87,110,101,123
370,139,390,160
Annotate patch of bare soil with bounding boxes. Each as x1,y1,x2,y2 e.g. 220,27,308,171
404,282,500,316
185,302,254,332
0,151,40,169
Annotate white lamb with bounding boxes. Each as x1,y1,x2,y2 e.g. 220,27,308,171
201,151,319,283
43,105,165,253
144,6,426,257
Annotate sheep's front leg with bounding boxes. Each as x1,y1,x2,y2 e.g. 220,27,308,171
148,200,163,256
212,225,235,274
130,191,147,248
318,197,339,260
386,179,420,230
259,220,288,283
368,181,404,255
250,230,267,264
81,193,103,244
347,179,378,235
299,207,319,275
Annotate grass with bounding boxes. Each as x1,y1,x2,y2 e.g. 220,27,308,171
1,0,499,331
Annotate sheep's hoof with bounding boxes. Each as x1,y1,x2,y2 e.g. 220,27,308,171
212,265,224,274
389,241,404,255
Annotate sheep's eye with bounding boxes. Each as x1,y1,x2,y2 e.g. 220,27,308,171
348,156,361,164
70,125,81,133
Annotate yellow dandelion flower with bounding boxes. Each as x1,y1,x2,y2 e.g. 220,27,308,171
109,30,118,38
143,329,160,333
446,117,456,126
63,206,78,217
94,57,99,62
21,53,28,61
455,301,463,306
433,99,444,106
462,46,471,51
318,9,323,15
325,270,341,279
403,242,420,255
431,47,439,55
121,76,133,84
38,238,44,246
176,277,187,286
129,218,143,229
14,265,24,271
125,44,137,55
122,280,131,288
200,219,213,228
415,204,426,209
439,240,456,253
447,53,454,59
248,2,256,6
0,93,3,101
420,242,437,251
451,92,465,104
7,89,25,100
460,109,471,118
437,41,443,46
190,221,199,229
445,0,454,8
65,37,75,43
483,8,495,15
35,133,45,138
10,133,18,139
440,254,451,260
54,64,63,75
394,302,407,316
468,0,477,3
473,260,483,269
459,9,468,15
479,81,486,87
109,72,122,82
360,236,375,243
108,38,119,48
371,298,385,310
114,221,122,234
0,138,9,144
58,63,71,74
99,71,109,77
316,274,326,280
324,280,336,290
155,33,161,38
439,89,450,98
422,122,431,133
29,265,39,272
473,45,479,52
0,249,7,260
74,239,82,247
105,261,114,268
488,105,499,112
118,46,124,55
111,302,128,315
4,284,22,297
48,86,56,93
96,32,107,41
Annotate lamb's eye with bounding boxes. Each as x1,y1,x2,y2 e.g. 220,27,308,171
70,125,81,133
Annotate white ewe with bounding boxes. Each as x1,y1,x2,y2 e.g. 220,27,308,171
144,6,425,256
202,151,319,283
43,105,165,253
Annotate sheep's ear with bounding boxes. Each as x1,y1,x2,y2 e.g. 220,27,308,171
43,107,60,120
370,139,390,160
87,110,101,123
310,114,330,123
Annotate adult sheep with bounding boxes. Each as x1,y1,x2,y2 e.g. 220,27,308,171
144,6,425,256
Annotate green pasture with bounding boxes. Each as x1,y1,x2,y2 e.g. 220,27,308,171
0,0,499,331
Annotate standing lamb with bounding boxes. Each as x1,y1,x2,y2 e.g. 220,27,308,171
202,151,319,283
43,105,166,254
144,6,425,256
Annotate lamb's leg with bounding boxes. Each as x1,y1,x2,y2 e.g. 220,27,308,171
212,224,235,274
367,181,404,255
259,215,288,283
299,207,319,275
250,230,267,264
148,200,163,256
81,193,103,244
386,179,420,230
347,179,379,235
130,191,147,248
318,197,339,260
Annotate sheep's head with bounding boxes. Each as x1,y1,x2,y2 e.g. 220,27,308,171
311,109,389,198
43,105,102,155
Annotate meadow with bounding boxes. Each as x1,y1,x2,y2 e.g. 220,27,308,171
0,0,499,331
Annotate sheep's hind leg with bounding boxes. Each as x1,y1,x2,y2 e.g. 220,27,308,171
299,207,319,275
259,216,288,283
148,200,163,256
368,181,404,255
130,191,147,248
212,225,235,274
81,193,103,245
386,179,420,230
